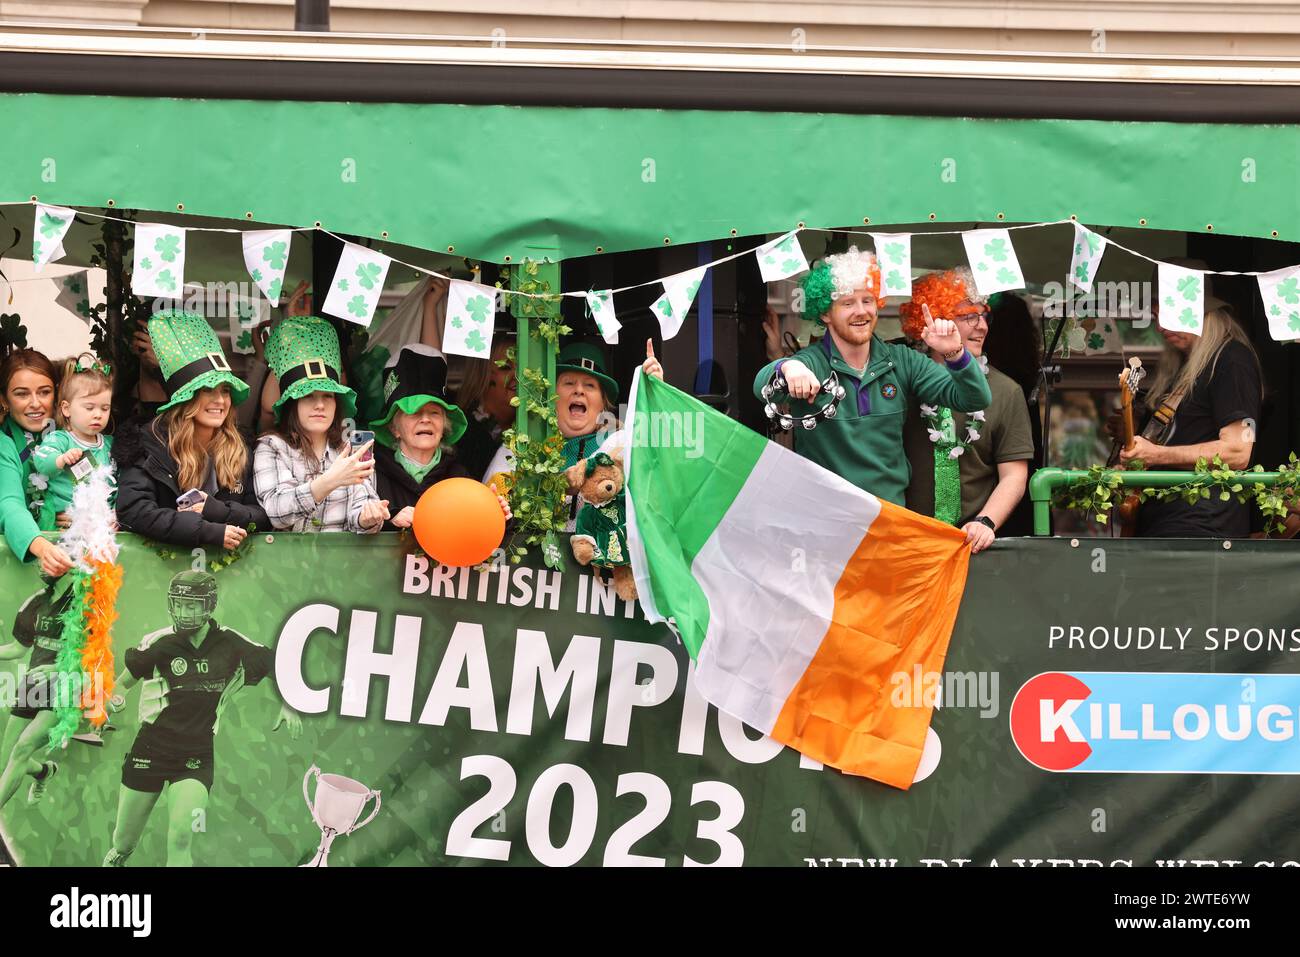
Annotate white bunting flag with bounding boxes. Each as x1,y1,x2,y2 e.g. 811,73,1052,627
32,205,74,271
53,270,92,323
756,231,809,283
960,228,1025,296
228,297,270,355
586,290,620,345
1157,262,1205,336
1069,224,1107,293
870,233,913,297
651,266,707,340
444,279,497,358
242,229,292,306
131,223,187,299
322,242,392,327
1257,265,1300,341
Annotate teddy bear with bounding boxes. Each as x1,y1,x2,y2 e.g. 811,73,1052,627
567,450,637,602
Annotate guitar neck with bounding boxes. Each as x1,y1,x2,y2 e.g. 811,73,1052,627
1119,388,1136,451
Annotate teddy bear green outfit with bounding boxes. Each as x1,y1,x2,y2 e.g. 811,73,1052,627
265,316,357,422
150,309,250,413
571,453,629,567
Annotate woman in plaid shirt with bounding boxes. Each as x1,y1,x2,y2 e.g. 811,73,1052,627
253,317,388,534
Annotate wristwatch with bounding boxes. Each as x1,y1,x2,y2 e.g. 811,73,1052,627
974,515,996,531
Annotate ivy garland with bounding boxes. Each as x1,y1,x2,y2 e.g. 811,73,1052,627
1053,454,1300,535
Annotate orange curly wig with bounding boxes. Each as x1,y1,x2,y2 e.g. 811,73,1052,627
898,269,987,340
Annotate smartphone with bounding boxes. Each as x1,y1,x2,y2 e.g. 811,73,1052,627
176,488,205,508
351,430,375,462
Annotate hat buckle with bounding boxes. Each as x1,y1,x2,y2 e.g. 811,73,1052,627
206,352,231,372
303,359,327,380
578,357,596,372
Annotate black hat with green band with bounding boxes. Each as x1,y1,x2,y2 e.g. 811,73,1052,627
371,344,467,448
556,342,619,404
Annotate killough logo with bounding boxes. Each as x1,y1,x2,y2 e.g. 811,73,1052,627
1011,671,1300,774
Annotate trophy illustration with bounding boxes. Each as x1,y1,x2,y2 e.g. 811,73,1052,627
300,764,382,867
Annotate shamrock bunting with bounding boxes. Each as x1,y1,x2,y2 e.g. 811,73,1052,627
586,290,621,345
1256,265,1300,342
32,204,74,271
321,241,392,327
131,224,187,299
960,228,1025,296
241,229,293,306
227,297,269,355
53,270,92,323
1068,223,1107,293
650,266,707,340
869,233,913,297
444,279,498,358
755,230,809,283
1156,262,1205,336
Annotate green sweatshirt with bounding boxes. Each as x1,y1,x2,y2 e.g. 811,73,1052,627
753,335,992,506
0,418,46,560
32,430,115,526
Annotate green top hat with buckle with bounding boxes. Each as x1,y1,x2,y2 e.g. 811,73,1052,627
265,316,357,422
150,310,250,414
370,344,467,448
556,342,619,404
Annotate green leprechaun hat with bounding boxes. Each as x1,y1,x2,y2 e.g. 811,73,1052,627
370,344,467,449
556,341,619,404
150,309,250,414
265,316,357,422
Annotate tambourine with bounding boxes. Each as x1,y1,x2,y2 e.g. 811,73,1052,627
760,366,847,431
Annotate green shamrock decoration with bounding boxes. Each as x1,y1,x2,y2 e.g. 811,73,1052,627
337,278,349,292
775,235,796,255
66,280,81,294
347,295,369,318
763,254,776,265
1164,296,1175,307
155,233,181,263
976,262,988,272
686,279,701,300
983,238,1009,262
1074,243,1083,256
886,270,905,290
267,278,283,301
355,262,382,290
140,257,153,272
236,330,252,349
1074,263,1090,283
156,269,176,292
39,212,64,238
263,241,288,271
252,268,264,283
996,267,1017,285
1179,307,1197,328
885,242,905,263
1087,333,1105,350
465,294,490,323
781,258,801,274
450,317,463,329
31,241,41,262
1276,277,1300,304
1176,275,1200,301
1289,313,1300,333
75,299,91,317
656,299,673,318
1084,231,1102,256
465,329,487,353
1270,304,1282,317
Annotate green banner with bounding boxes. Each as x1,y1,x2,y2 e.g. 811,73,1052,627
2,535,1298,867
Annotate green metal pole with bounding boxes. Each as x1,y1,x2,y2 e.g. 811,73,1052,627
509,260,561,442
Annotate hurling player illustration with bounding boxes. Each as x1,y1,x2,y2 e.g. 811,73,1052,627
102,570,302,867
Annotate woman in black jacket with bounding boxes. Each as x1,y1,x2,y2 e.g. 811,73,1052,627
114,310,268,549
368,345,471,531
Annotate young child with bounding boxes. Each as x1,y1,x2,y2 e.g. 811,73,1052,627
32,355,115,529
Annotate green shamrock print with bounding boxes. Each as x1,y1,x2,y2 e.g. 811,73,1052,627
31,240,41,262
983,238,1009,262
140,257,153,272
1270,304,1282,317
251,268,263,283
156,269,176,292
236,330,252,349
75,299,91,317
1087,333,1105,350
347,295,369,318
1178,307,1197,328
1290,312,1300,333
1074,243,1083,256
685,279,701,300
976,262,988,272
1176,275,1200,301
656,299,673,318
1074,263,1090,283
155,233,181,263
885,242,905,263
337,278,349,292
763,254,776,265
262,241,288,271
886,270,905,290
66,280,81,294
450,317,463,329
39,212,65,238
1276,277,1300,304
996,267,1017,285
267,277,282,301
775,235,797,255
465,329,487,353
1164,296,1175,307
465,294,490,324
781,258,802,274
355,262,382,290
1084,231,1102,256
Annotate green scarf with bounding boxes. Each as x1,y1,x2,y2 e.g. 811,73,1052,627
396,446,442,483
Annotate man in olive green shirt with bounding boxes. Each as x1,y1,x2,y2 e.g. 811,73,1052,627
753,247,991,507
901,271,1034,552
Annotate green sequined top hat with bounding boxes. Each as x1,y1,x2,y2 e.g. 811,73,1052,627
265,316,358,422
370,344,468,449
555,342,619,404
149,310,250,414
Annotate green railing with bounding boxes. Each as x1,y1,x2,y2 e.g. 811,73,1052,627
1027,467,1290,536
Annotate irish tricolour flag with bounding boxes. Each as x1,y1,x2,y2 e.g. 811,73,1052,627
624,372,971,789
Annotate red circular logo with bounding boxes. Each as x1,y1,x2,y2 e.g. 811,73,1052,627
1010,672,1093,771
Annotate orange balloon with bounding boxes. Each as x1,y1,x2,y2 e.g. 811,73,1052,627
412,478,506,567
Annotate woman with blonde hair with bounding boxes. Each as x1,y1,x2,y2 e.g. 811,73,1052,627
1120,301,1263,537
114,310,268,549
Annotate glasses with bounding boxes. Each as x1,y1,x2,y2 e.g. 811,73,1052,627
953,310,990,325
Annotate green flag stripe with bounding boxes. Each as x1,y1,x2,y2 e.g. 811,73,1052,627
628,377,766,658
